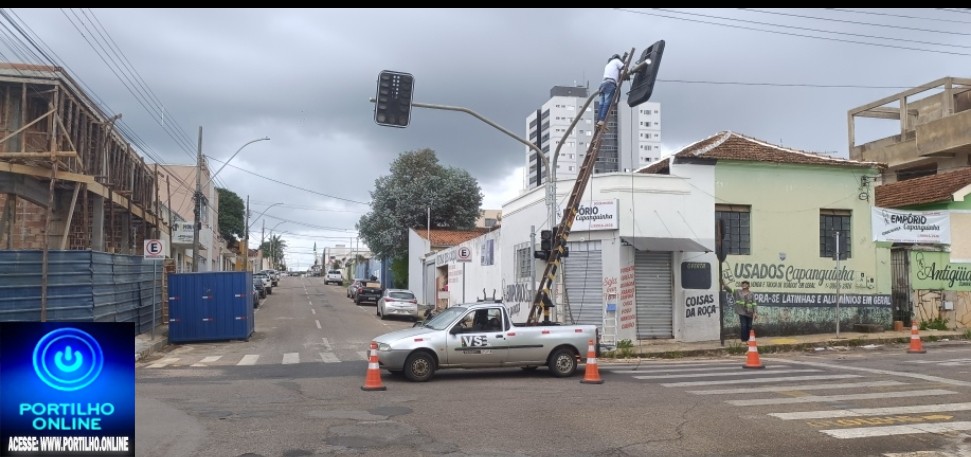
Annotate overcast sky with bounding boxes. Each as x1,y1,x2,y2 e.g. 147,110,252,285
1,8,967,270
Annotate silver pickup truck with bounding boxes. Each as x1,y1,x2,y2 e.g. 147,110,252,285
372,302,598,382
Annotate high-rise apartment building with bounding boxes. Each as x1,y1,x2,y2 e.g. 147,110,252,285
525,85,661,189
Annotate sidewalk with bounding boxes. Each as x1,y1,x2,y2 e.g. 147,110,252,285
605,327,970,361
135,325,169,362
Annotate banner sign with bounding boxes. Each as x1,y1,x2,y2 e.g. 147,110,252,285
1,322,135,456
872,207,950,244
171,221,194,246
556,199,619,231
910,251,971,291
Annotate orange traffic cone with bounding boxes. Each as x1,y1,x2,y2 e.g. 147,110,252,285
361,341,387,391
907,322,926,354
580,339,604,384
742,329,765,369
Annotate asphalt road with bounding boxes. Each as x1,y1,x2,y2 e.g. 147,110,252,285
135,276,971,457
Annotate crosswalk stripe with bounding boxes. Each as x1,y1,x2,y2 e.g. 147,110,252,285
319,352,340,363
321,338,333,351
357,351,369,360
770,402,971,420
147,358,179,368
191,356,222,367
237,354,259,366
614,365,792,374
727,389,956,407
662,374,861,387
770,358,971,387
689,380,905,395
633,368,820,380
821,421,971,439
315,320,321,329
282,353,299,364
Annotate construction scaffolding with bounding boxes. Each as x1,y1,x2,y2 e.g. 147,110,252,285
0,63,166,254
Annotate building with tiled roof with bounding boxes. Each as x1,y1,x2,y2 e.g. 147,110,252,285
875,167,971,209
413,228,491,250
643,130,892,337
640,131,882,174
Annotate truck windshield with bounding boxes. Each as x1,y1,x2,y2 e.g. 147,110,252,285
423,306,467,330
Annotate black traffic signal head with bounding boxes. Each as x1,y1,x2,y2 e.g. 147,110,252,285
374,70,414,128
540,229,553,251
533,250,549,261
627,40,665,107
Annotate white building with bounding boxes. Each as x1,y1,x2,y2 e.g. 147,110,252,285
158,164,221,272
410,167,720,344
525,85,662,188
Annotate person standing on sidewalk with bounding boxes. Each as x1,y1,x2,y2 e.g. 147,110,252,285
596,53,626,127
724,280,758,342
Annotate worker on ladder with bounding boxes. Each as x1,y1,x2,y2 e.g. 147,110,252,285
596,53,628,128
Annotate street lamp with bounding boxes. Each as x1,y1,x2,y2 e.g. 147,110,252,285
192,136,271,272
241,202,282,272
267,221,286,269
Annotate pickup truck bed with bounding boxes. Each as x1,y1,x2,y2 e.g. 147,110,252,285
372,302,597,382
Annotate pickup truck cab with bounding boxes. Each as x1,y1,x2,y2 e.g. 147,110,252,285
324,269,344,286
373,302,597,382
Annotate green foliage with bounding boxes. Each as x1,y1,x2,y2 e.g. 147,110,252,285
390,254,408,289
616,339,634,349
964,329,971,340
919,316,949,331
259,234,286,269
215,188,245,242
357,149,483,258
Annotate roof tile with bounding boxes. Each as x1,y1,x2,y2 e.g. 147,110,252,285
875,167,971,208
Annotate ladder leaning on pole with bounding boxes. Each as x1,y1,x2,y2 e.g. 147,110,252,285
527,51,634,325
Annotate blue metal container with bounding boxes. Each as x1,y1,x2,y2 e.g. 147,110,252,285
167,271,254,343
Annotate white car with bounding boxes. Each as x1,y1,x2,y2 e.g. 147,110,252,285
377,289,419,321
324,269,343,286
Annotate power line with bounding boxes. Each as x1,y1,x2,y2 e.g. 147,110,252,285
616,8,971,56
828,8,971,25
743,8,971,37
204,156,371,205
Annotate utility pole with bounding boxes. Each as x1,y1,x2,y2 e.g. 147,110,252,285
239,194,249,271
191,126,203,272
261,219,265,270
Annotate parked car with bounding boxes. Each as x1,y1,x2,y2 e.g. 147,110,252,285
253,272,272,295
377,289,419,321
261,269,280,286
347,279,366,299
355,281,383,305
324,269,344,286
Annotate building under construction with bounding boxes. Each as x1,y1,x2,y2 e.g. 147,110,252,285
0,63,168,327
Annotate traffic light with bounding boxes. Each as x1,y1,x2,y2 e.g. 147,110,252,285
374,70,414,128
540,229,553,251
627,40,665,107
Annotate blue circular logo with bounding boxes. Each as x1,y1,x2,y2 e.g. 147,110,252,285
32,328,104,391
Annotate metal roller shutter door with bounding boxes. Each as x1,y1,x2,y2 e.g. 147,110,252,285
635,250,673,339
562,242,603,329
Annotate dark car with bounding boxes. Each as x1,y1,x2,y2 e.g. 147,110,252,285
355,281,383,306
346,279,366,299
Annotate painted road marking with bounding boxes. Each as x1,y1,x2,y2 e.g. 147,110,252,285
237,354,260,366
321,338,333,351
614,365,792,374
689,380,905,395
147,358,179,368
820,421,971,439
770,402,971,421
662,374,861,387
633,368,820,380
319,352,340,363
311,308,316,315
357,351,369,360
191,356,222,367
282,353,300,364
727,389,956,407
315,319,322,329
770,358,971,387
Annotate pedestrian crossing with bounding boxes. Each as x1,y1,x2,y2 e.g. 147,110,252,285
604,359,971,445
141,350,369,368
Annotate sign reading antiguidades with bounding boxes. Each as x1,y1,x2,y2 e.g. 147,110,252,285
0,322,135,456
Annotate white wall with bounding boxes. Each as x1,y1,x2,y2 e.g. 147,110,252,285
434,230,502,306
408,229,431,305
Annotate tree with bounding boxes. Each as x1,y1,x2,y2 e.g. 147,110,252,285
259,234,287,269
357,149,483,259
216,188,245,244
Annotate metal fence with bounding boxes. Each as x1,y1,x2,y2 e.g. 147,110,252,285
0,250,163,334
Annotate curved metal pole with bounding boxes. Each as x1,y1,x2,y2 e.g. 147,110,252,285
206,136,270,187
249,202,283,230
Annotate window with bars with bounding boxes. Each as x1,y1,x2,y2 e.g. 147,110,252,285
715,204,751,255
820,209,851,259
515,245,530,278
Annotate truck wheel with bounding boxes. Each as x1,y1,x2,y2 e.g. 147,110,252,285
404,352,436,382
547,348,578,378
